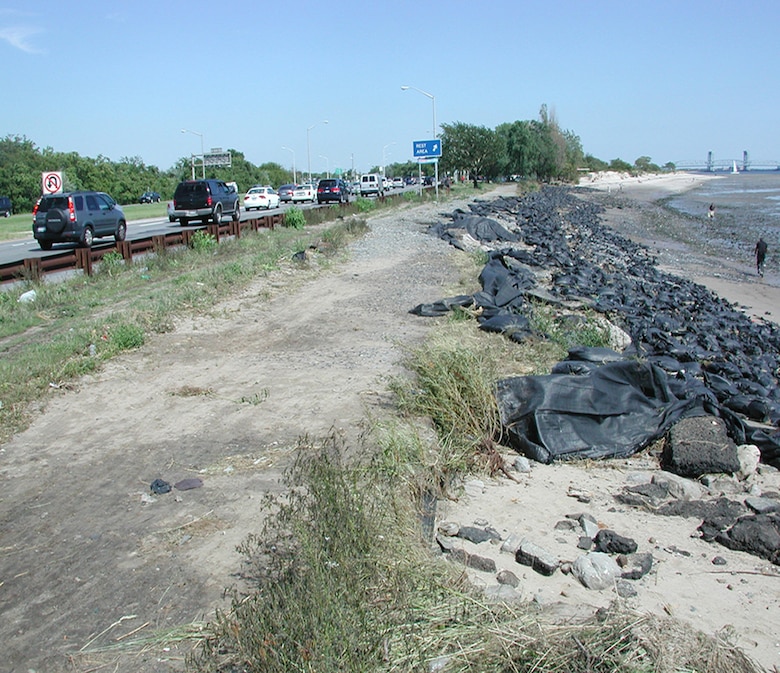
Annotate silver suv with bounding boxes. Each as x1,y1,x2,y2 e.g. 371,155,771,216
33,191,127,250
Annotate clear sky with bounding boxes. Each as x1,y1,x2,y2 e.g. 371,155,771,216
2,0,778,174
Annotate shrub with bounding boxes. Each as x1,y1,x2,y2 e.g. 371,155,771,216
283,206,306,229
355,198,376,213
99,250,124,276
190,230,217,253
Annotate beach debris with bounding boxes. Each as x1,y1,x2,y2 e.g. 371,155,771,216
150,478,171,494
413,187,780,467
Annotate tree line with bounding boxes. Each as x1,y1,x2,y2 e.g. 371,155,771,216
438,105,672,184
0,136,294,212
1,108,671,212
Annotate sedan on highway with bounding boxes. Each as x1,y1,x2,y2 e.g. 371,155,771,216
278,184,297,202
291,184,316,203
244,186,280,211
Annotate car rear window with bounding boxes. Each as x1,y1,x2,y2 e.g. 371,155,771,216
175,182,209,197
37,196,70,212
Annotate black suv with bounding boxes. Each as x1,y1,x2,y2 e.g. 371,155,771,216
316,178,350,204
0,196,11,217
170,179,240,225
33,191,127,249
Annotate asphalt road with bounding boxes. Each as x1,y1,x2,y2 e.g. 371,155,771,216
1,199,327,266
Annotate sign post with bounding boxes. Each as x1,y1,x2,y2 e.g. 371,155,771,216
412,140,442,200
42,171,63,195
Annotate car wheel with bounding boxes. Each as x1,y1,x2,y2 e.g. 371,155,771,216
180,217,189,226
39,240,53,250
232,203,240,222
212,206,222,224
115,220,127,242
80,226,94,248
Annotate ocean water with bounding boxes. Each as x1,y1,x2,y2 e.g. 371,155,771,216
662,171,780,270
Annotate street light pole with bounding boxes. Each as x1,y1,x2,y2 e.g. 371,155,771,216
382,142,395,177
319,155,330,179
400,85,438,200
307,120,328,185
181,128,205,179
281,146,296,184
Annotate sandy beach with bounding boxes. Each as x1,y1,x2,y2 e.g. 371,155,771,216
437,173,780,672
578,170,779,324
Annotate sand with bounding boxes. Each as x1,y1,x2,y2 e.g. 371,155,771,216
437,173,780,672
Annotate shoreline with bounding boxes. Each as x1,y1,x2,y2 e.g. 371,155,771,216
577,171,779,325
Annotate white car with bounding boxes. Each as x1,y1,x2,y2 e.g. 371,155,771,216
392,177,404,189
243,186,280,211
291,184,316,203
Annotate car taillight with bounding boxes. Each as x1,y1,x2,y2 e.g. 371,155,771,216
207,196,213,206
68,197,76,222
32,198,41,219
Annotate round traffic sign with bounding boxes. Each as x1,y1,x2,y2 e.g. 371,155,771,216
42,172,63,194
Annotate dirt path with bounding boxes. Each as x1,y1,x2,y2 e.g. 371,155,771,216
0,190,501,672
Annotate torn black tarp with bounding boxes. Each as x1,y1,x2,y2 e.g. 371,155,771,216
496,359,704,464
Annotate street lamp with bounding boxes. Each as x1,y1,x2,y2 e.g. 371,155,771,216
181,128,205,179
281,146,296,184
382,142,396,177
401,85,438,200
306,120,328,184
318,154,330,179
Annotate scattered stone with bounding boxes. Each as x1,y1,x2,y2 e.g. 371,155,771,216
174,477,203,490
617,552,653,579
496,569,520,587
435,534,455,553
484,584,523,603
745,496,780,514
457,526,500,544
572,552,622,590
579,515,600,539
500,533,523,555
437,521,459,537
716,512,780,564
567,486,591,503
712,556,727,566
577,536,593,550
662,416,740,478
615,579,638,598
473,518,489,527
150,478,171,494
554,519,578,531
737,444,761,479
594,529,638,554
450,548,497,573
515,539,560,576
652,471,706,501
513,456,532,473
464,479,485,498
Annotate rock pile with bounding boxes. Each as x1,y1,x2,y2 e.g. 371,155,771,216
414,186,780,466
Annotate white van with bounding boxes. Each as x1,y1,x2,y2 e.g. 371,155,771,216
360,173,384,197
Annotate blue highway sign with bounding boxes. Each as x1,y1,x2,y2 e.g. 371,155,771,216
413,139,442,158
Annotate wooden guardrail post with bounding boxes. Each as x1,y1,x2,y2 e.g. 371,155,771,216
75,248,93,276
206,223,220,242
23,257,41,282
117,241,132,262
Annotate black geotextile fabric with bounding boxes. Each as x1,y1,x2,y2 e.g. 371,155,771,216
495,357,704,464
412,187,780,466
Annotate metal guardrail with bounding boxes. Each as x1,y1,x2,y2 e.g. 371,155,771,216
0,213,283,284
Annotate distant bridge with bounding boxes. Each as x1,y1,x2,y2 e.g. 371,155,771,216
674,151,780,172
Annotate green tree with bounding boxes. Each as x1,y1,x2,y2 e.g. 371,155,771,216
609,158,633,172
439,122,502,186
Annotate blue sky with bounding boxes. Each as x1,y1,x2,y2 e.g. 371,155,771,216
2,0,778,174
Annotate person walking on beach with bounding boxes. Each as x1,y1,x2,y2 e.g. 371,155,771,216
755,237,768,277
708,204,716,219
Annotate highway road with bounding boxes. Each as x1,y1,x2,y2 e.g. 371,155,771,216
0,199,322,266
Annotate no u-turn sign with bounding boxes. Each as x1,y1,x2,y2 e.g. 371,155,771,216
42,171,63,195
